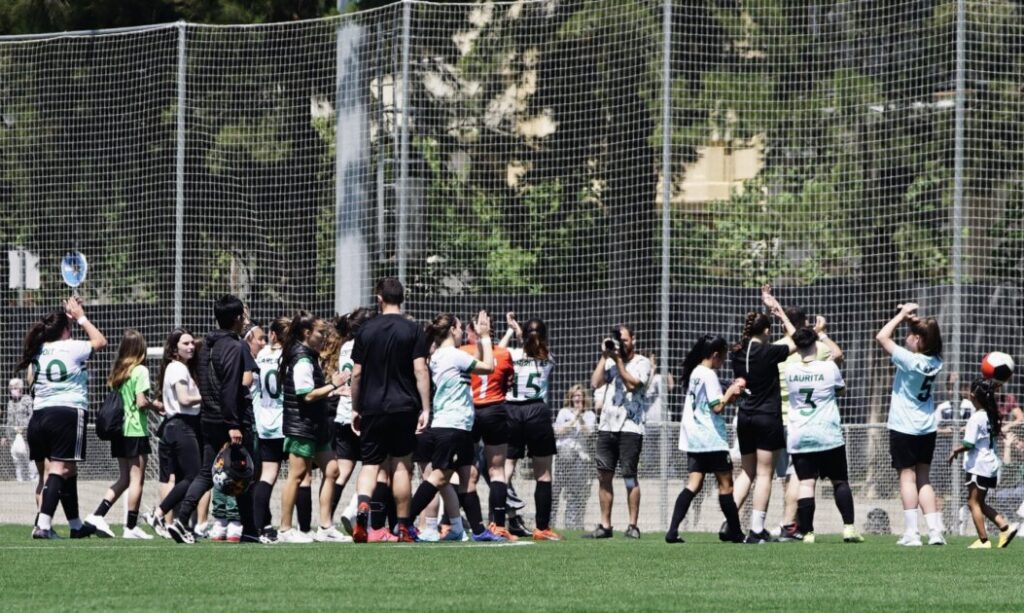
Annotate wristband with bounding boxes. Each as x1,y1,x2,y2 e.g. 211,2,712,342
329,382,339,391
76,316,88,326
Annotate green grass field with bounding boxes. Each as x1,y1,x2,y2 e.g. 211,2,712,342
1,525,1022,611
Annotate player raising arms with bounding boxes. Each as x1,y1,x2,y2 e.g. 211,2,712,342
503,315,560,541
730,285,796,544
277,312,346,543
21,297,107,539
251,316,289,542
407,312,505,541
666,335,746,544
785,328,862,544
876,302,945,546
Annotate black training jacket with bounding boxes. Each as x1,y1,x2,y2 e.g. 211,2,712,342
197,329,249,430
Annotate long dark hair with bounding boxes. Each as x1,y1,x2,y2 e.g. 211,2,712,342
971,377,1002,439
732,311,771,353
336,307,374,343
158,327,197,398
524,318,550,360
108,329,148,388
280,310,320,369
268,315,290,346
426,313,459,347
682,335,728,386
18,311,70,372
908,316,943,357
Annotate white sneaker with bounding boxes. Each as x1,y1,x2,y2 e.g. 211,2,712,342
194,521,211,539
897,532,923,547
278,529,315,544
315,525,353,543
227,521,243,543
85,515,115,538
928,530,947,546
340,498,359,536
209,521,228,542
123,526,154,540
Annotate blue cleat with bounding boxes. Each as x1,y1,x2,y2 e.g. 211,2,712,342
471,528,507,543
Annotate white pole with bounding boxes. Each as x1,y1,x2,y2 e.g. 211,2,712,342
949,0,966,530
659,0,673,529
397,0,411,286
174,21,186,328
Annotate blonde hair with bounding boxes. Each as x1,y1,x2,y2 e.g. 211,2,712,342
108,329,148,388
563,384,592,410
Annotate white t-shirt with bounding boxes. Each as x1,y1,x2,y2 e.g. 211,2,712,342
785,359,846,454
597,354,652,435
888,346,943,435
293,357,316,396
162,360,200,418
678,365,728,453
429,346,476,431
646,374,666,424
32,339,92,411
555,407,597,459
335,340,355,425
963,410,1000,478
506,348,555,403
255,346,283,439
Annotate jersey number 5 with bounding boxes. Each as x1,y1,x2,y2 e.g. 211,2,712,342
917,375,936,402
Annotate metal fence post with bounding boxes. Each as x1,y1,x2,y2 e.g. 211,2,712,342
949,0,966,527
174,20,186,328
659,0,673,530
397,0,412,286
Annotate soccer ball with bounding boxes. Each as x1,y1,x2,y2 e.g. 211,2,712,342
981,352,1015,383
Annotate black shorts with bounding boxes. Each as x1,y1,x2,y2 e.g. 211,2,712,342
333,424,361,462
687,451,732,474
258,437,285,463
889,430,937,469
110,435,151,458
419,427,474,471
27,406,87,462
791,446,849,481
359,411,419,465
736,412,785,455
595,431,643,478
506,400,556,459
413,429,434,465
967,472,998,491
472,403,509,446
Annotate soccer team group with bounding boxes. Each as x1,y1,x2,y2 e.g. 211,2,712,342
16,277,1019,549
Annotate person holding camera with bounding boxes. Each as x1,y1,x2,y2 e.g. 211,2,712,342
585,324,652,539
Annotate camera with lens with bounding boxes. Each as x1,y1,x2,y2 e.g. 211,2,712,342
601,329,624,354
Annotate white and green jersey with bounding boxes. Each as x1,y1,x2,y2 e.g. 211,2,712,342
506,348,555,403
32,340,92,411
335,340,355,425
678,365,728,453
785,359,846,454
255,346,283,439
429,345,476,431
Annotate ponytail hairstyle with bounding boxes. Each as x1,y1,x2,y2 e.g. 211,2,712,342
426,313,459,347
158,327,196,398
268,315,290,347
320,316,344,377
732,311,771,353
792,327,818,352
524,318,550,360
342,307,374,342
970,377,1002,439
280,310,319,368
908,316,943,356
682,335,728,387
18,311,70,372
108,329,148,388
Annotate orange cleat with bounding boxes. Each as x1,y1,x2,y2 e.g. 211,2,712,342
489,522,518,542
532,528,563,541
352,502,370,544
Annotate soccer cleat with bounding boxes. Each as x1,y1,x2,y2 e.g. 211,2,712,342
441,525,466,542
843,525,865,543
582,525,613,539
193,521,210,540
367,527,397,542
803,532,815,544
167,519,196,544
927,530,947,546
743,530,771,545
278,529,315,544
352,503,370,543
315,525,353,543
32,527,61,540
85,515,115,538
488,522,518,542
398,524,418,542
507,515,531,538
123,526,154,540
209,521,228,542
533,528,563,541
471,528,507,542
506,486,526,510
777,523,804,542
969,538,992,549
226,521,243,543
998,523,1019,549
70,523,97,539
259,531,279,545
664,531,685,544
896,532,922,547
418,529,441,542
624,525,641,539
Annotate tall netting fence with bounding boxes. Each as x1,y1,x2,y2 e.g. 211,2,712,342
2,1,1024,535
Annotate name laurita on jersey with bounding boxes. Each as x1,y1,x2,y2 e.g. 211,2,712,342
787,373,826,383
514,358,553,368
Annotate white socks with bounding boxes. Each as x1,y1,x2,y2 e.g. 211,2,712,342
903,509,919,535
425,516,439,531
925,512,943,533
37,513,53,530
751,510,767,534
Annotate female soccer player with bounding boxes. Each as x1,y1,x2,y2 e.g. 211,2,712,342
86,330,161,539
666,335,746,544
22,297,107,539
277,312,346,543
784,328,862,544
876,302,945,546
143,328,202,538
406,312,504,541
948,377,1019,548
730,285,796,543
252,316,289,542
503,316,560,540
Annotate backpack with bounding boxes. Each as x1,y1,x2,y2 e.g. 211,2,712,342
96,388,124,440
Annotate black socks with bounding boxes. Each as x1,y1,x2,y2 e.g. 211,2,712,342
834,481,855,525
489,481,508,527
297,485,313,533
797,497,816,535
669,488,696,534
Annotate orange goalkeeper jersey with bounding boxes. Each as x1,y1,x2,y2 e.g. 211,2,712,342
459,344,513,407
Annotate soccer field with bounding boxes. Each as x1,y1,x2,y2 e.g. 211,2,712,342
1,526,1021,612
